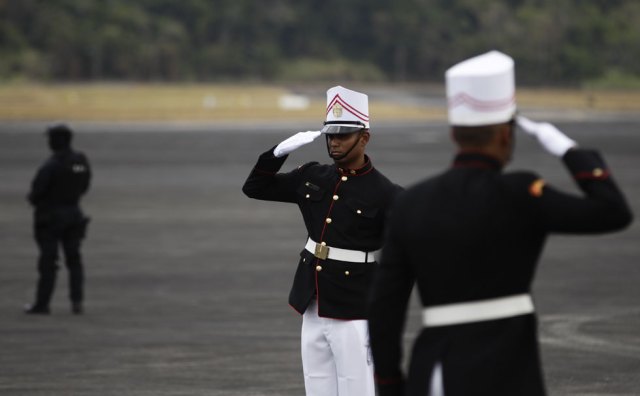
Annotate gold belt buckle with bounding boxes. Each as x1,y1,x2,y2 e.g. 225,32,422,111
314,243,329,260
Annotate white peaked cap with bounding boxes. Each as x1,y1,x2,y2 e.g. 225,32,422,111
446,50,516,126
321,85,370,134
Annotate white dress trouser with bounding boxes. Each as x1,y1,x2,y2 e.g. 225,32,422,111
301,299,375,396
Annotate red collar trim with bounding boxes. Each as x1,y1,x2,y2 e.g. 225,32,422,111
334,155,374,176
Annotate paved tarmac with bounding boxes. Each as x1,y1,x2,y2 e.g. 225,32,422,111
1,115,639,395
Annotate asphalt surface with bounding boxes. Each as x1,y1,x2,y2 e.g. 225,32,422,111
1,115,639,396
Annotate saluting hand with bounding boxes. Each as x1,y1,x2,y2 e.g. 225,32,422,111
516,116,577,157
273,130,322,158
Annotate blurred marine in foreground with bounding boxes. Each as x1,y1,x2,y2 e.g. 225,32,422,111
26,124,91,315
368,51,633,396
243,86,402,396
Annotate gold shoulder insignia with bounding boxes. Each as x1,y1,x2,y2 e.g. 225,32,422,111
529,179,545,197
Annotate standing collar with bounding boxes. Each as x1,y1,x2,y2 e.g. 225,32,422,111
452,151,503,170
335,155,374,176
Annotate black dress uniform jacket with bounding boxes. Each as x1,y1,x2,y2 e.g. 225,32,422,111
243,147,402,319
368,149,632,396
29,148,91,225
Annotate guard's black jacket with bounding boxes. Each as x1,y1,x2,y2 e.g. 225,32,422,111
29,148,91,226
368,149,632,396
243,147,402,319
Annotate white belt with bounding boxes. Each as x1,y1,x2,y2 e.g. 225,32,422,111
304,238,377,263
422,294,534,327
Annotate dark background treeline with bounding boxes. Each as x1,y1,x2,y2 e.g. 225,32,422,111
1,0,639,85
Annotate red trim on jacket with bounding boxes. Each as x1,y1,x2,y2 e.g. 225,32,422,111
334,155,374,176
574,170,610,180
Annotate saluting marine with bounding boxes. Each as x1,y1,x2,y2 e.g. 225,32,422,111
368,51,633,396
26,124,91,315
243,86,402,396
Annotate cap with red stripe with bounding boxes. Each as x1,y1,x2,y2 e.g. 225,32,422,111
446,50,516,126
321,86,370,134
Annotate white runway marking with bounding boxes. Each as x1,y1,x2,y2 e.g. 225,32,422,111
539,310,640,359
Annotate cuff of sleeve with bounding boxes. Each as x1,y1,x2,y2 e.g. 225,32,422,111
375,371,405,384
254,146,288,173
376,381,405,396
563,149,610,180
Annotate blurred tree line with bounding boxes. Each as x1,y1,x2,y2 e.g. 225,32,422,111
1,0,639,85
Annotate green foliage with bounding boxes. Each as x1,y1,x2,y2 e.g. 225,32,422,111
584,69,640,90
0,0,639,85
278,58,386,82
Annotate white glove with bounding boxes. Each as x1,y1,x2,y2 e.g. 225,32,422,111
273,130,322,158
516,116,577,157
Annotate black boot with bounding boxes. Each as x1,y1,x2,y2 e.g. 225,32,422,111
24,304,50,315
71,302,83,315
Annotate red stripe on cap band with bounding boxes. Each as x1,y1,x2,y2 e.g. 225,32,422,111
449,93,515,112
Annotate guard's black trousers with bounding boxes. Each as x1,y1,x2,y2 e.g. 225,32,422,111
33,219,86,308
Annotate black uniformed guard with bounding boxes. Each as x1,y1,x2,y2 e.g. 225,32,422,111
243,86,401,396
368,51,633,396
26,124,91,315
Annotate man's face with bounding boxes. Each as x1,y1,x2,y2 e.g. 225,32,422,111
326,130,368,164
